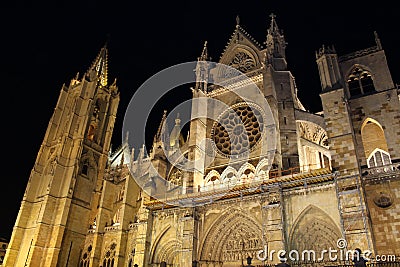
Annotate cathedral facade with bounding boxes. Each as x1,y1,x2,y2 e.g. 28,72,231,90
3,15,400,267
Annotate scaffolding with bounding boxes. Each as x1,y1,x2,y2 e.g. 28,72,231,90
334,171,372,252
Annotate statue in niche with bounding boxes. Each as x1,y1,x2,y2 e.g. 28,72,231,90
87,103,100,141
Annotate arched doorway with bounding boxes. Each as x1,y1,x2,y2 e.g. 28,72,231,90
289,205,341,261
199,210,265,266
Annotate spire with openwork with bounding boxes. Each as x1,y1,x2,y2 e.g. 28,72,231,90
264,13,287,69
198,41,208,62
154,110,169,144
195,41,210,91
87,43,108,87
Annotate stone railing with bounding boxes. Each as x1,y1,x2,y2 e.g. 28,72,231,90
128,223,138,229
104,225,120,232
362,162,400,178
144,168,334,209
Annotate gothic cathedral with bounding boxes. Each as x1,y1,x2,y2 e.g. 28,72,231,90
3,14,400,267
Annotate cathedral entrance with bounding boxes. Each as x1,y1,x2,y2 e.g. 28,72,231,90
199,210,265,266
289,205,341,261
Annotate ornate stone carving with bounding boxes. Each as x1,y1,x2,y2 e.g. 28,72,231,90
200,210,264,263
212,103,264,157
228,52,256,73
169,168,183,186
373,191,393,208
289,205,341,259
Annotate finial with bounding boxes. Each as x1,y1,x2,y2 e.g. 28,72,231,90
120,151,125,166
374,31,382,50
199,41,208,61
202,41,208,54
130,147,135,163
269,13,277,32
105,33,111,47
175,112,181,125
138,144,145,161
124,131,129,144
111,78,117,86
236,15,240,27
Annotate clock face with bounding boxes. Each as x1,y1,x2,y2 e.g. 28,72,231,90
212,103,264,157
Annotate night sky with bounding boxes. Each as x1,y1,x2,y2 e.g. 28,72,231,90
1,1,399,240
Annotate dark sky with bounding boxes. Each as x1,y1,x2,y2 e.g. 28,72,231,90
1,1,399,240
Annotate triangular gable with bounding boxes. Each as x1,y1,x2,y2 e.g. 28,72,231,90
218,25,264,72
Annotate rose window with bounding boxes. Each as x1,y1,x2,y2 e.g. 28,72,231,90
212,104,264,156
228,52,256,73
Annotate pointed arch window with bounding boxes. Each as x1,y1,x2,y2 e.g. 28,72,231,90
347,67,376,97
81,159,89,176
112,207,122,226
103,243,116,267
367,148,392,168
79,245,92,267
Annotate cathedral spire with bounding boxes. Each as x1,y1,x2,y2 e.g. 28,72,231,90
374,31,382,50
264,13,287,68
195,41,210,91
169,113,182,148
198,41,208,62
268,13,279,35
87,42,108,87
154,110,169,143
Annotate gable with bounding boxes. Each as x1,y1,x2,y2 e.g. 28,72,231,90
219,26,263,73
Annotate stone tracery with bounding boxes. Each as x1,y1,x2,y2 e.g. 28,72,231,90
289,205,341,258
200,210,264,263
228,51,256,73
298,121,328,147
212,103,264,157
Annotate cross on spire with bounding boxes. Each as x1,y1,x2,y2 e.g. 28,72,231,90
268,13,279,34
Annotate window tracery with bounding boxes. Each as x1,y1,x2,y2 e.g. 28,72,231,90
102,243,116,267
169,168,183,187
228,51,256,73
347,66,376,97
212,103,264,157
367,148,391,168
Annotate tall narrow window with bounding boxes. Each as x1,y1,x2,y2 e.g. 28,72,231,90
348,76,362,96
361,118,390,168
360,72,375,93
81,160,89,176
347,66,376,97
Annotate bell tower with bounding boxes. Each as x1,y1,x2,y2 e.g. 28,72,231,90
4,45,120,267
